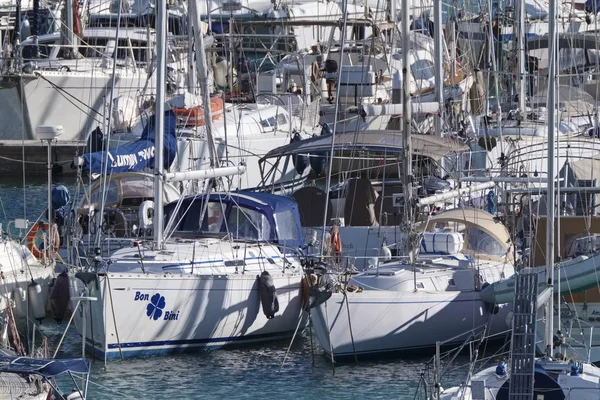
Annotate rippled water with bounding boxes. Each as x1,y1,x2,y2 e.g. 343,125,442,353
0,177,472,399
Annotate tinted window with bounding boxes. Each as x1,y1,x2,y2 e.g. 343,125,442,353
90,180,118,205
410,59,435,80
273,210,297,243
227,205,270,241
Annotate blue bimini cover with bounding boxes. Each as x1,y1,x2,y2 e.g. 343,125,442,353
164,191,304,251
0,356,90,378
82,111,178,174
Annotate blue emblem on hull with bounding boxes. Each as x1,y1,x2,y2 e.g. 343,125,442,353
146,293,166,320
134,291,179,321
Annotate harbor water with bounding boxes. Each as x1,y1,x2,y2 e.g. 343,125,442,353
0,177,471,399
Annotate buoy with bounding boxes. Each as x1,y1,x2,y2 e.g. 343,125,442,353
213,57,237,88
291,132,309,175
12,286,26,318
379,244,392,261
310,153,326,176
258,271,279,319
50,270,70,324
28,280,46,322
138,200,155,231
172,96,224,127
26,222,60,260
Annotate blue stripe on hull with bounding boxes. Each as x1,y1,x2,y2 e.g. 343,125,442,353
85,329,299,360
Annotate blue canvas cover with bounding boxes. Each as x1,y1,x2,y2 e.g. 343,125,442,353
82,111,178,174
0,356,89,378
164,191,304,250
51,185,71,225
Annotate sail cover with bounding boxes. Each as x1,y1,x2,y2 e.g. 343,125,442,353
82,111,178,174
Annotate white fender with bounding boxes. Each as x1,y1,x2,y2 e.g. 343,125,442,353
138,200,155,230
27,281,45,321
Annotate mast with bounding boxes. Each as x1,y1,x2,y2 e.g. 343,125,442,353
433,0,443,138
402,0,413,230
186,12,197,91
153,0,167,248
516,0,526,115
545,0,557,355
189,0,218,168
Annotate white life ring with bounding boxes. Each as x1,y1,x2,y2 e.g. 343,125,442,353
138,200,154,230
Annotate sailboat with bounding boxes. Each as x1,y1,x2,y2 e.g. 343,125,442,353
68,0,307,360
306,0,516,359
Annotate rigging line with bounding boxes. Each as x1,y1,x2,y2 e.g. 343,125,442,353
97,0,125,248
20,70,26,221
277,307,306,374
105,274,124,360
320,0,350,257
342,288,358,363
33,72,103,118
0,155,71,165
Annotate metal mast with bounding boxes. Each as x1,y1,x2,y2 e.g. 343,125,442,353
545,0,557,355
153,0,167,248
402,0,413,236
433,0,444,138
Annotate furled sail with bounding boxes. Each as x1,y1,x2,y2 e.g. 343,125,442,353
81,111,178,174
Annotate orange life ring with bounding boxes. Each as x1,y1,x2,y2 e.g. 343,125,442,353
172,96,224,127
330,225,342,262
26,222,60,259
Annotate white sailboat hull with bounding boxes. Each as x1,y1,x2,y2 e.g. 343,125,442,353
0,240,55,325
69,271,305,359
311,290,509,358
0,71,151,142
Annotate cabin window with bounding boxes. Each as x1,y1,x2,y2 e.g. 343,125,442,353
204,202,225,232
410,59,435,81
260,114,287,129
447,279,456,287
78,38,148,62
227,205,271,241
261,116,277,128
416,281,425,289
90,180,118,205
273,210,298,244
174,200,226,233
466,227,505,257
558,48,586,71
